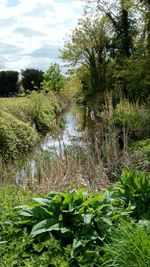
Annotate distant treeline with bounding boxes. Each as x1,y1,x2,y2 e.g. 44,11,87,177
0,69,44,96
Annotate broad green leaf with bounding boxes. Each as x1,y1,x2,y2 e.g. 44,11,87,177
31,218,57,237
33,197,51,206
19,208,34,217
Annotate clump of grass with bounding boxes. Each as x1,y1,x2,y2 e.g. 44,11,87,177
102,221,150,267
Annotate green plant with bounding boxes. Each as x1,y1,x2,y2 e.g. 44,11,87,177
28,91,55,132
43,63,65,93
130,139,150,171
114,100,150,140
102,221,150,267
0,111,38,161
110,170,150,220
17,188,130,266
0,186,71,266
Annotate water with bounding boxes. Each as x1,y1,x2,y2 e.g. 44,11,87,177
40,111,82,152
11,105,84,184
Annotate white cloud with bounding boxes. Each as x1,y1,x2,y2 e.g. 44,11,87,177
0,0,84,71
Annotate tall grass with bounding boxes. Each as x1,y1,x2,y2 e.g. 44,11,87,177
102,221,150,267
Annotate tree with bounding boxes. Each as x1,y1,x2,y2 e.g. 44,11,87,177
61,16,109,97
85,0,136,57
0,71,19,96
42,63,65,93
21,69,44,92
135,0,150,53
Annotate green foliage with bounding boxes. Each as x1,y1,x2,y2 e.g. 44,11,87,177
27,91,55,133
43,63,65,93
1,172,150,266
0,70,19,96
17,188,130,266
130,139,150,170
110,170,150,220
0,92,64,161
114,100,150,140
61,17,108,97
0,186,70,267
102,221,150,267
21,68,44,92
0,110,38,161
62,0,150,102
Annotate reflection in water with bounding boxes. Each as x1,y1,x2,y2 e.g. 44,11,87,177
41,112,82,152
13,105,84,184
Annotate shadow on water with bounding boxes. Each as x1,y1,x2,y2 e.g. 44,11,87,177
0,104,85,185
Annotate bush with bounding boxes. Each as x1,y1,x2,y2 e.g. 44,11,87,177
0,92,65,161
0,111,38,161
110,170,150,220
15,188,131,266
27,92,55,133
114,100,150,141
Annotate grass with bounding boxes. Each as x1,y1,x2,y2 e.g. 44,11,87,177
102,221,150,267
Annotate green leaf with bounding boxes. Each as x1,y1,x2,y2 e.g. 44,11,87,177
19,207,34,217
31,218,57,237
33,197,51,206
82,214,93,225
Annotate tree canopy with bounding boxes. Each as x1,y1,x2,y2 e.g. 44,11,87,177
42,63,65,93
21,69,44,92
61,0,150,102
0,71,19,96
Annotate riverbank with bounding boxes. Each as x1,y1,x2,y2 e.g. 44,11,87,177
1,98,150,266
1,98,150,188
0,92,67,162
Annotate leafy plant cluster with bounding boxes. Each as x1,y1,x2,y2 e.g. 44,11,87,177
0,110,38,161
1,170,150,266
113,100,150,141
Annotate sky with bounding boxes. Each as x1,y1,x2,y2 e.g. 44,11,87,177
0,0,84,72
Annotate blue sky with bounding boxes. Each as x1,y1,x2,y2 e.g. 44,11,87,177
0,0,84,71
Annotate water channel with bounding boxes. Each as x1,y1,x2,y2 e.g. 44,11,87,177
3,105,85,185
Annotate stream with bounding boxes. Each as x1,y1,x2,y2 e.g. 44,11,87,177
12,105,85,185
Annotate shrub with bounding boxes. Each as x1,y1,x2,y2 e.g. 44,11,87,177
0,111,38,161
27,92,55,132
110,170,150,220
114,100,150,140
0,186,71,267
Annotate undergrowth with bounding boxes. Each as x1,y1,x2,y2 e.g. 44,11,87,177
0,170,150,266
